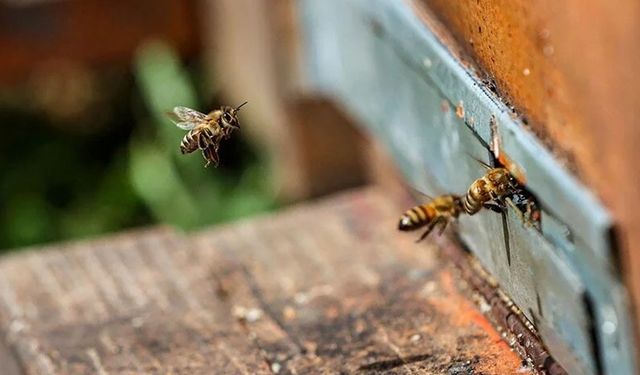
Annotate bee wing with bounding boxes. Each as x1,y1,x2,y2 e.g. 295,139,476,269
165,107,207,130
408,186,435,201
173,106,208,122
175,121,198,130
165,112,197,130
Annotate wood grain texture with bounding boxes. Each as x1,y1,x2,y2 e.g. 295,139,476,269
417,0,640,338
0,188,523,374
0,332,22,375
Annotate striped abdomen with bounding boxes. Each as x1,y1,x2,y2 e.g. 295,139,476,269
462,168,517,215
398,204,435,231
462,178,490,215
180,127,216,154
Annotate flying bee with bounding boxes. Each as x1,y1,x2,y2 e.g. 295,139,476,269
461,160,521,215
166,102,248,167
398,194,464,242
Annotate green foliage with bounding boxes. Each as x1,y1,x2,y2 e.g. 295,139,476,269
0,109,150,250
0,41,276,252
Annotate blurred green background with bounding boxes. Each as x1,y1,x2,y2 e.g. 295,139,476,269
0,41,277,252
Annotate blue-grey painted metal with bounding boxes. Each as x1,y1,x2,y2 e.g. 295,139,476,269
298,1,636,374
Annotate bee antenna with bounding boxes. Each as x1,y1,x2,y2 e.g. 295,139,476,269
466,152,492,170
235,101,248,111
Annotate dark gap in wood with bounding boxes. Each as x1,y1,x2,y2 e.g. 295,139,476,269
536,290,544,318
501,212,511,267
358,353,433,371
607,225,624,281
583,292,605,375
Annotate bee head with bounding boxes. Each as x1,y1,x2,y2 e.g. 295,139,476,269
220,107,239,130
220,101,247,130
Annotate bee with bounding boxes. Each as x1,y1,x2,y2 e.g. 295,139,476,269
510,190,542,230
398,194,464,242
167,102,248,167
461,163,521,215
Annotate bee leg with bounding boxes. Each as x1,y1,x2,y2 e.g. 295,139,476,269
519,201,533,225
438,219,450,236
497,197,509,209
211,144,221,167
416,217,445,243
211,151,220,167
483,201,506,213
523,202,542,230
202,146,220,167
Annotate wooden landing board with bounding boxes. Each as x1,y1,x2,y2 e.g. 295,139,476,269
0,188,522,374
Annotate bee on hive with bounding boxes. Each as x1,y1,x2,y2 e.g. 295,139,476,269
166,102,247,167
461,160,521,215
463,158,542,230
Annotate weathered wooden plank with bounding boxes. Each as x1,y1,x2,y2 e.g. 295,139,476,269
0,333,22,375
192,189,523,374
0,188,523,374
0,228,271,374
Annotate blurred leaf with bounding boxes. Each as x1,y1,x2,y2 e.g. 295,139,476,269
128,139,202,228
4,194,53,247
135,40,198,147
